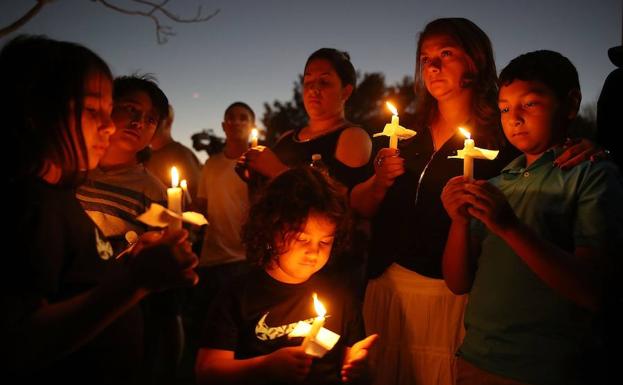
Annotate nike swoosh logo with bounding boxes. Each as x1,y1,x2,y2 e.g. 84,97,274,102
255,312,316,341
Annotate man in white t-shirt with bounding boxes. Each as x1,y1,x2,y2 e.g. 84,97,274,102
196,102,256,270
181,102,256,381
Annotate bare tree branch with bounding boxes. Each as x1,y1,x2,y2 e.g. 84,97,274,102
1,1,219,44
95,0,220,44
0,1,53,39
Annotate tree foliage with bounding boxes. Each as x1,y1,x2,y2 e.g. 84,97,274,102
191,128,225,156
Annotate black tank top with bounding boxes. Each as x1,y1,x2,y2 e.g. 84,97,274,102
271,125,372,189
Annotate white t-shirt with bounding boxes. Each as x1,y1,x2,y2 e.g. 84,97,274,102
197,152,249,267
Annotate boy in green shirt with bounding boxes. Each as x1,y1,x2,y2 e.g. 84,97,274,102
441,50,622,385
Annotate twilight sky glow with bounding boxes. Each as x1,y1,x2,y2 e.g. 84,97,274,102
1,0,620,162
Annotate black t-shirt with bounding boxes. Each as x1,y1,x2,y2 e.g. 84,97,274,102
2,178,144,384
200,268,365,385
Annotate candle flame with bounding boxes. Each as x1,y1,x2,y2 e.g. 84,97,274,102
459,127,471,140
251,128,259,140
386,101,398,116
171,167,179,188
180,179,188,191
313,293,326,317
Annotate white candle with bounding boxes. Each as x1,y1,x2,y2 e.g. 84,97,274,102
250,128,259,148
302,293,326,349
168,167,183,231
459,128,475,181
180,179,192,208
386,102,399,149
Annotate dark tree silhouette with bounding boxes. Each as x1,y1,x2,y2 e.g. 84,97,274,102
260,75,308,145
0,0,219,44
569,103,597,140
191,129,225,157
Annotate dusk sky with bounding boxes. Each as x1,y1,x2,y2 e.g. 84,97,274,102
1,0,620,163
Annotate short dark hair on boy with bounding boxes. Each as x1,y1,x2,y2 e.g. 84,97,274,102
305,48,357,89
499,50,580,100
242,167,352,268
224,101,255,121
113,74,169,122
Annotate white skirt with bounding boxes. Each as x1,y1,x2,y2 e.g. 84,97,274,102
363,263,467,385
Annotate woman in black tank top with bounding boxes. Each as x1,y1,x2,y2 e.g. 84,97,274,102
241,48,373,191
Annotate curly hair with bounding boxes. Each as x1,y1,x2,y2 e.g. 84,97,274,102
242,167,352,268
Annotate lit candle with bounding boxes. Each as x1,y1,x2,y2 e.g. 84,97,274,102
250,128,259,148
386,102,399,149
180,179,192,208
302,293,326,350
373,102,416,148
448,127,499,181
459,127,475,181
168,166,183,231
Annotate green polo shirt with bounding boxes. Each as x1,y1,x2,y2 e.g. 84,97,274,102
459,148,623,385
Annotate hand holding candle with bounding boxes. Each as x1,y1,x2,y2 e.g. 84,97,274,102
373,102,416,149
448,127,499,181
288,293,340,358
167,167,183,231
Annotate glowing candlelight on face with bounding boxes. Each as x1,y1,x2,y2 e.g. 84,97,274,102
250,128,259,148
167,167,183,230
180,179,192,208
386,102,399,149
302,293,326,349
459,128,475,181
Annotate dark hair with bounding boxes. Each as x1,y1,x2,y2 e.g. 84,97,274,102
499,50,580,101
224,101,255,121
305,48,357,89
113,74,169,122
414,18,501,146
1,35,112,184
242,167,352,268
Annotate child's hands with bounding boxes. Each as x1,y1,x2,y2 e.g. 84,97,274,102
341,334,379,383
264,346,312,383
441,176,473,224
464,180,519,235
373,148,404,191
128,228,199,293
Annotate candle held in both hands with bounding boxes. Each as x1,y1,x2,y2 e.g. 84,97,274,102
459,127,474,181
167,166,183,231
449,128,499,182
